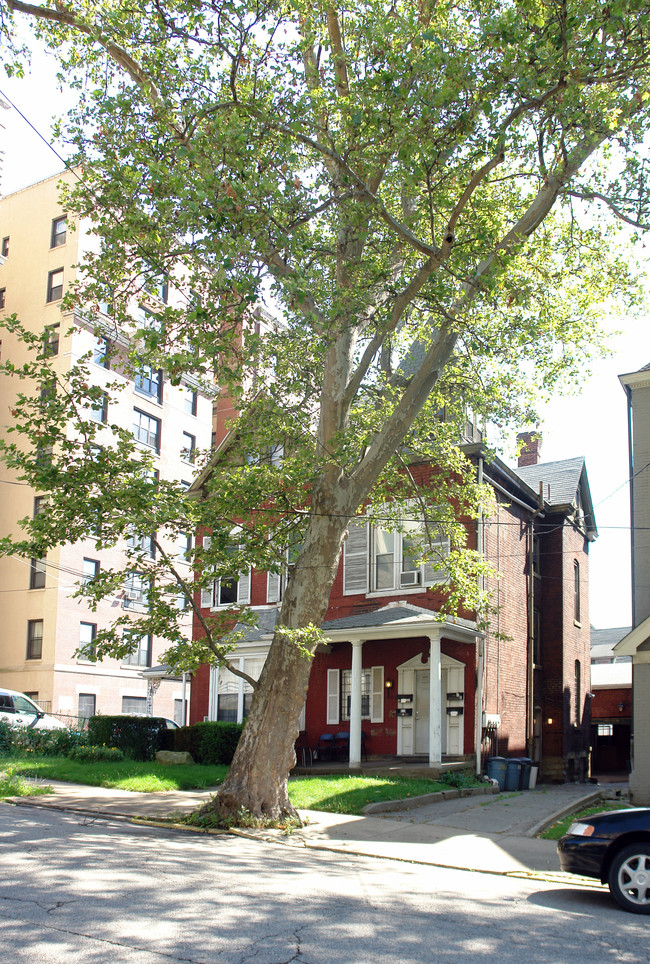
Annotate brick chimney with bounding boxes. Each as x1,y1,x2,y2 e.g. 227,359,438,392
517,431,542,467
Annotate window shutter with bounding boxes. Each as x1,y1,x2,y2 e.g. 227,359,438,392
422,532,450,586
200,535,214,608
200,583,214,609
237,569,251,604
267,570,281,604
299,701,306,731
343,518,369,595
371,665,384,722
327,668,340,724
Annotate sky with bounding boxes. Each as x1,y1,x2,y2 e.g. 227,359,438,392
2,48,650,631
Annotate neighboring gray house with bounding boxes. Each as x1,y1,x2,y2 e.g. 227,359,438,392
615,363,650,804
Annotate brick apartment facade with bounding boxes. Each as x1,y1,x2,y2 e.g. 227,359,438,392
190,434,596,781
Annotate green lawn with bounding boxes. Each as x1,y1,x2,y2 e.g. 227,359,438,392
0,763,53,799
288,773,456,814
6,756,228,792
538,800,633,840
4,754,475,813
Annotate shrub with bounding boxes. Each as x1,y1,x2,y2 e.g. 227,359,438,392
7,726,86,757
174,721,243,765
68,744,125,763
0,719,13,756
87,716,170,761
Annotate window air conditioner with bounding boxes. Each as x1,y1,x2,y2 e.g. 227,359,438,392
400,570,421,587
126,590,141,601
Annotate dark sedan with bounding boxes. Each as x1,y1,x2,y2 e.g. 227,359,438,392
558,807,650,914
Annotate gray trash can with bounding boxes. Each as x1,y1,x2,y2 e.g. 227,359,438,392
518,757,532,790
486,756,507,790
504,758,521,791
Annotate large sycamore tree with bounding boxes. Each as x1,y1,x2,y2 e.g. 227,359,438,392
2,0,650,819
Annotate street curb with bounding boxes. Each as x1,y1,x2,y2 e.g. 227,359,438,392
361,784,499,814
524,790,603,838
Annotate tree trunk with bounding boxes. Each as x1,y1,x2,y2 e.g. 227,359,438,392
206,495,350,820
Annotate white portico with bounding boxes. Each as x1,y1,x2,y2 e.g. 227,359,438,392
321,603,483,767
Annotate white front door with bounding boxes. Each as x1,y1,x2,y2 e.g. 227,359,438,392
414,670,430,754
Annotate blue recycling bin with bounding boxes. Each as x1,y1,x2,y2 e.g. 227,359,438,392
486,756,507,790
504,758,522,791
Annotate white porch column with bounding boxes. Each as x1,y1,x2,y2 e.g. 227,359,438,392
428,631,442,766
349,639,364,767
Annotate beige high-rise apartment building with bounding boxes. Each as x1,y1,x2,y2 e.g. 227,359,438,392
0,171,213,723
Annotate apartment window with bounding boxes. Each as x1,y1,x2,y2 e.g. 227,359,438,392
215,656,265,723
93,336,111,369
79,622,97,661
133,408,161,453
574,560,581,624
143,269,168,304
126,527,156,558
135,366,163,403
82,557,99,585
200,536,251,608
29,558,46,590
123,571,148,609
375,523,447,592
1,236,8,257
51,216,67,248
90,391,108,424
122,696,147,715
47,268,64,302
183,387,198,416
181,431,196,463
26,619,43,660
0,288,5,309
340,670,372,721
43,323,60,357
33,496,47,517
78,693,96,722
122,633,152,667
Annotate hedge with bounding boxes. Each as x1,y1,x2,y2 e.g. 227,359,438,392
87,716,173,761
174,721,243,765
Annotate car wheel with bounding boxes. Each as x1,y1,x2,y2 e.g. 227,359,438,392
608,843,650,914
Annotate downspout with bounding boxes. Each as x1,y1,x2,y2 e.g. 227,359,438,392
476,456,485,777
527,483,544,759
625,385,636,627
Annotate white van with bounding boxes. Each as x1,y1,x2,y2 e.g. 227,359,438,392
0,688,68,730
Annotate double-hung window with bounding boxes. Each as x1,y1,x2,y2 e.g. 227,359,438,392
183,387,198,416
133,408,161,453
200,534,251,608
90,391,108,424
29,558,46,590
122,632,152,667
47,268,64,302
326,666,385,724
26,620,43,660
135,366,163,403
82,558,99,585
78,622,97,661
126,527,155,558
51,217,66,248
123,571,148,609
181,432,196,463
93,336,111,369
342,514,450,596
43,323,60,357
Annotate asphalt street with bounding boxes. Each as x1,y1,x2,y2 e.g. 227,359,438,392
1,802,649,964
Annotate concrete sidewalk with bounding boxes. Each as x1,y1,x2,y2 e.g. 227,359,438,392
5,778,626,879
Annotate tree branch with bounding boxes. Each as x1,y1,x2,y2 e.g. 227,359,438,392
565,188,650,230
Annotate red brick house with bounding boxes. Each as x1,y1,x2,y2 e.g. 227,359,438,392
189,433,596,782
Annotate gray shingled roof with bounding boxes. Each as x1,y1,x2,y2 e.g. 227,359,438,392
591,626,632,661
322,604,436,632
232,607,279,643
516,455,586,507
